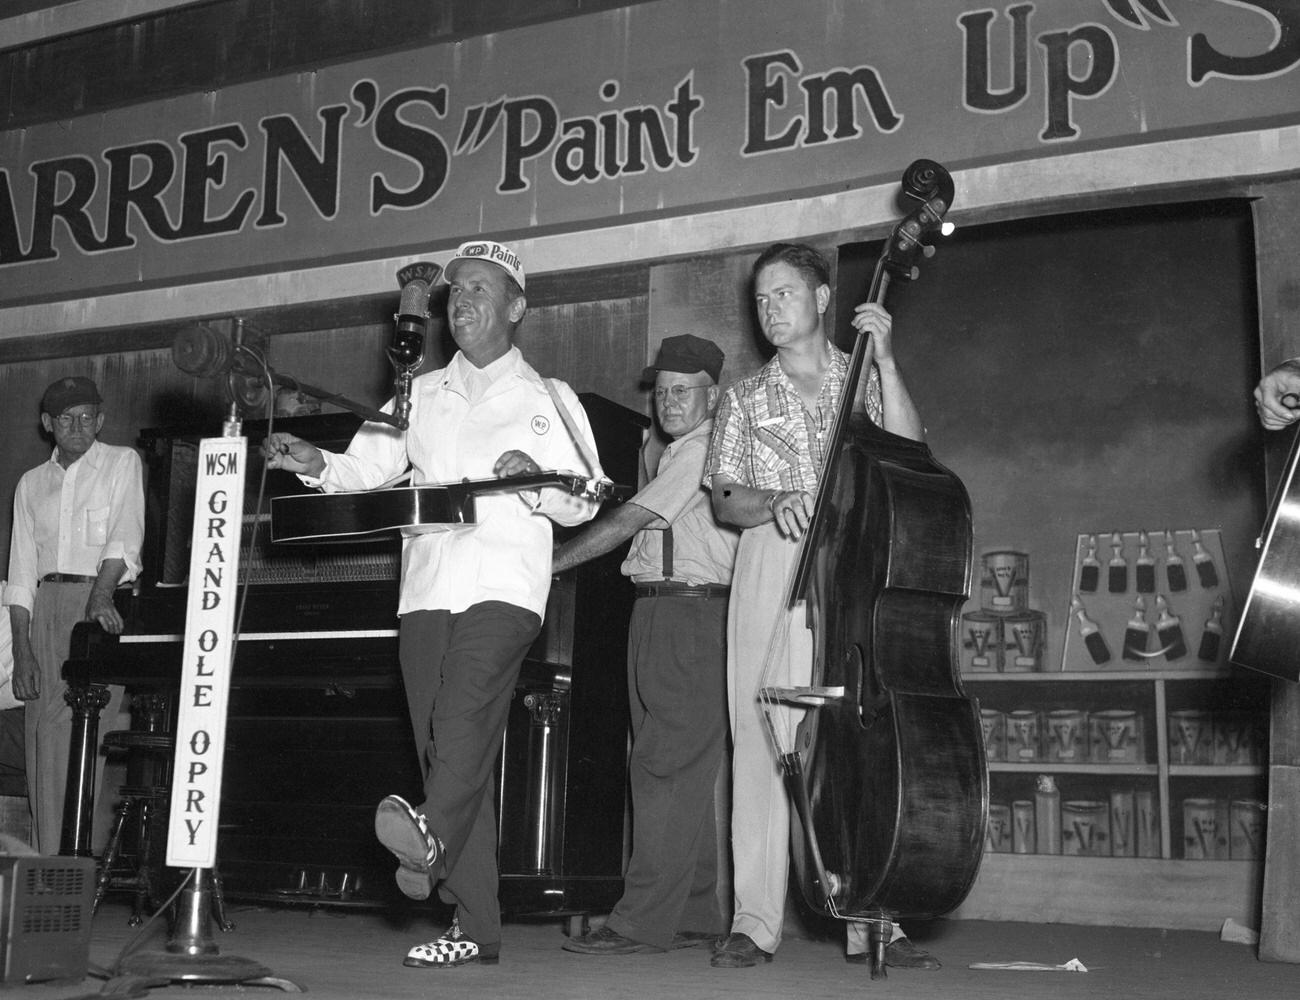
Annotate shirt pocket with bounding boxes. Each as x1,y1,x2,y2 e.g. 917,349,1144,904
752,423,801,477
85,506,110,547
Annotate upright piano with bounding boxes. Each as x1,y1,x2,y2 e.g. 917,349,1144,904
64,399,647,916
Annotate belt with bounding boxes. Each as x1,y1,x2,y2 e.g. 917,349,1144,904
634,583,730,600
40,572,97,584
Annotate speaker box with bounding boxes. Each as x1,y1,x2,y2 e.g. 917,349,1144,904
0,856,95,984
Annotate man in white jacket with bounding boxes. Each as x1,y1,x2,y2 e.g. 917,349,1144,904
266,241,603,969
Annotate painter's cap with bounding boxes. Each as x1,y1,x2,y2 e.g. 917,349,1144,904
642,335,724,384
42,376,102,416
444,240,526,292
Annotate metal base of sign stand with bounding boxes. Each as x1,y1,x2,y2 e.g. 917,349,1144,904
118,868,303,992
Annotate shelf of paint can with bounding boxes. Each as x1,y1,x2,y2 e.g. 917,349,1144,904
988,762,1158,775
1168,765,1265,778
962,667,1236,683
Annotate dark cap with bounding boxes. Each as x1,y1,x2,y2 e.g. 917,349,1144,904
642,335,724,384
41,376,102,416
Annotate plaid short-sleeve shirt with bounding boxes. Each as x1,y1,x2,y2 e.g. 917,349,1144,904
705,346,882,493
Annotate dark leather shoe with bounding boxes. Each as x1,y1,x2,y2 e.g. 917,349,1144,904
562,925,660,955
710,932,774,968
375,795,442,901
884,937,940,970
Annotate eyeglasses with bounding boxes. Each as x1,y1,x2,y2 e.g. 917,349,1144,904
53,411,99,429
652,385,711,402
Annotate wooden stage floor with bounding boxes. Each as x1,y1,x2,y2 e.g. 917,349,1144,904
20,899,1299,1000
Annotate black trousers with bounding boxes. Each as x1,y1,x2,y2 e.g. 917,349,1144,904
398,601,540,948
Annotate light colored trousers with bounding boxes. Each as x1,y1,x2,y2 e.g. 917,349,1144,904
25,580,126,855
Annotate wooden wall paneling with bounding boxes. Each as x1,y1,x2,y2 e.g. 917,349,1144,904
263,323,399,413
521,296,650,419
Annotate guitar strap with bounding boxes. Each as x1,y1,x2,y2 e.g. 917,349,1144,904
542,378,600,479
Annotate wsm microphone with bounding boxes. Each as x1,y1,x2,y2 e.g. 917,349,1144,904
172,323,235,379
389,262,440,430
171,320,270,413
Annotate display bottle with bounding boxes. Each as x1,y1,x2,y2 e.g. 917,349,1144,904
1034,774,1061,855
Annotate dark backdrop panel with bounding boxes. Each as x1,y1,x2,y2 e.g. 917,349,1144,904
836,199,1263,669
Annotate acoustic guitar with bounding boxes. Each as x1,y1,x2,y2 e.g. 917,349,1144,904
270,472,630,543
1231,421,1300,681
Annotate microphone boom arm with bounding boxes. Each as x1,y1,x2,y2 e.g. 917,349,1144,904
261,363,405,429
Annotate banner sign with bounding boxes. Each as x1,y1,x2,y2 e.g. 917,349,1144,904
2,0,1297,307
165,435,245,870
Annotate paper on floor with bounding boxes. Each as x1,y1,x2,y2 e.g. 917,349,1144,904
969,958,1088,972
1220,918,1259,945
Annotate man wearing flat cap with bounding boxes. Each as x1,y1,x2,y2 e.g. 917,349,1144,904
556,334,739,956
4,376,143,854
266,240,604,968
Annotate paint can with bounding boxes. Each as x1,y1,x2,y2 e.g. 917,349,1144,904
980,708,1006,762
1089,708,1142,764
1168,710,1213,765
980,550,1029,613
986,803,1012,853
1002,610,1046,672
1182,797,1228,860
1229,800,1266,860
1005,709,1041,762
1062,800,1111,856
962,610,1003,672
1045,708,1088,762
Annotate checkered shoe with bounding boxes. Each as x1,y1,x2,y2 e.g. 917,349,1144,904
404,917,500,969
374,794,443,900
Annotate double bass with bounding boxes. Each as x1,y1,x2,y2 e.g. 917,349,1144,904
759,159,987,980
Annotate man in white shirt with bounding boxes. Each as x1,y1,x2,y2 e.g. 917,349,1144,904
4,376,144,854
554,335,739,956
266,241,603,968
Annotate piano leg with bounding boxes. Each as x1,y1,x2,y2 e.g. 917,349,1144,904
60,683,111,857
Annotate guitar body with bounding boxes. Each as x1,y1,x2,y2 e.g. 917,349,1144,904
271,484,474,542
1231,426,1300,681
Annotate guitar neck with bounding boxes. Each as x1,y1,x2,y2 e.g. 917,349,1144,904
472,472,633,503
270,472,631,544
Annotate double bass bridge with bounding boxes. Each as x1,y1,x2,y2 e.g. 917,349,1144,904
759,684,846,707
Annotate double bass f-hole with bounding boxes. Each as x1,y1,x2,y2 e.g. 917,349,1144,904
846,643,889,728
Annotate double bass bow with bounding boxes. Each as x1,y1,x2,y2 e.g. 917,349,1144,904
757,159,987,980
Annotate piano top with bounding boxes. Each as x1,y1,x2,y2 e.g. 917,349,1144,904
66,579,575,691
113,580,400,636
